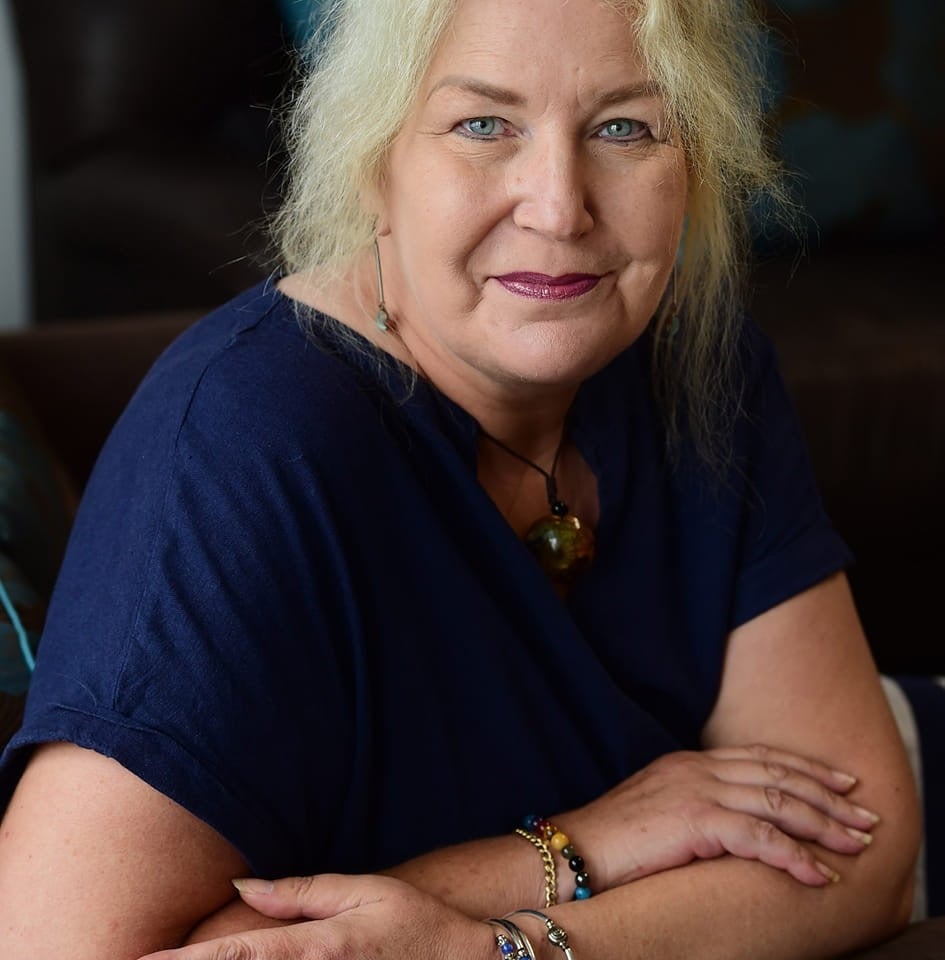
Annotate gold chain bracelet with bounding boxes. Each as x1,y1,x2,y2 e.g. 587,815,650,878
513,827,558,907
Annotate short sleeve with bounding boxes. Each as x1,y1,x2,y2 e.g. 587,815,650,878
729,322,853,627
0,315,359,878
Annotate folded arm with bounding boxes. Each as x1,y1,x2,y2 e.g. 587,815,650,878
538,572,918,959
0,574,919,960
186,573,920,958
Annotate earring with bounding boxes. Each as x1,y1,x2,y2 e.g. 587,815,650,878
373,237,390,332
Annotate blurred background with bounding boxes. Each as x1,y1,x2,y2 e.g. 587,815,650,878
1,0,941,328
0,0,941,676
1,0,291,328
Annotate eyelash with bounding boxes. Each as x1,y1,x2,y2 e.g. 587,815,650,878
453,116,653,143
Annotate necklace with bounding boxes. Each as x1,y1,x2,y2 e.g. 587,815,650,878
369,261,595,584
480,428,596,584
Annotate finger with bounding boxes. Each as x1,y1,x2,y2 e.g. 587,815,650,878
700,810,843,887
139,922,333,960
704,752,881,831
232,873,391,921
707,744,863,796
713,783,876,855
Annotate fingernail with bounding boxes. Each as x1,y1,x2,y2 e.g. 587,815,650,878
233,878,275,895
816,862,841,884
846,828,873,845
853,806,881,825
832,771,857,787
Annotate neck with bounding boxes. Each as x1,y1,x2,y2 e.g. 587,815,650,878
470,392,575,464
279,259,578,455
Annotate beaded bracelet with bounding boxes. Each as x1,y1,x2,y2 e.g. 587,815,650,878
513,827,558,907
486,917,535,960
507,910,576,960
522,814,592,900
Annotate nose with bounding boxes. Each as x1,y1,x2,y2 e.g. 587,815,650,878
508,137,595,241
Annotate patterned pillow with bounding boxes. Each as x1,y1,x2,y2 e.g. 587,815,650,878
0,548,44,696
0,371,75,747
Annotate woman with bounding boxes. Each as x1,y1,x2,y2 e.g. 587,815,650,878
0,0,919,957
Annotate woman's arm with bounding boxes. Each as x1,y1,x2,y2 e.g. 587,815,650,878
0,742,248,960
166,572,920,960
543,572,919,959
1,573,916,960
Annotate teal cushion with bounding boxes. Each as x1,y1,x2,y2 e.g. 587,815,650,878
0,550,43,695
277,0,328,50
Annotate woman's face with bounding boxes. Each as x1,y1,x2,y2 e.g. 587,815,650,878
374,0,688,403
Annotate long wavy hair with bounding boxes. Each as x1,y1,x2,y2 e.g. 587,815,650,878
272,0,792,468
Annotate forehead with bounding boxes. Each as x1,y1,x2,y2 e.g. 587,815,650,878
422,0,649,99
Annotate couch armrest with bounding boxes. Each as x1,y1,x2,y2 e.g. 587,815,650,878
0,311,198,489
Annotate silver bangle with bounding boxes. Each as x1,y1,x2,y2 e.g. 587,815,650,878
486,917,536,960
506,909,575,960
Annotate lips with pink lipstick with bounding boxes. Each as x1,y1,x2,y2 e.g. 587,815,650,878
495,272,601,301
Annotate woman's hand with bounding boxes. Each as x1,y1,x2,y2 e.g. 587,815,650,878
139,874,494,960
559,743,880,892
135,743,880,959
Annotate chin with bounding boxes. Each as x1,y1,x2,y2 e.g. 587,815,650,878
486,344,619,390
500,323,642,384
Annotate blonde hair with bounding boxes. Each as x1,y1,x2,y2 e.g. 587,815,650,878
273,0,790,466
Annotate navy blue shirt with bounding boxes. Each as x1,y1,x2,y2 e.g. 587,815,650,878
0,280,850,878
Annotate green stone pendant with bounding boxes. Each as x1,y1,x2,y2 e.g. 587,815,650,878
477,425,595,584
525,511,596,584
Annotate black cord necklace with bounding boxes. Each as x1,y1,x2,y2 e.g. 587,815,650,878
479,428,596,584
372,292,595,584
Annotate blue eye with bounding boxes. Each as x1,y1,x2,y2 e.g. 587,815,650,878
599,119,649,141
458,117,506,138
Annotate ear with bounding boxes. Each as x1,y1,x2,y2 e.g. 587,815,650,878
375,211,392,238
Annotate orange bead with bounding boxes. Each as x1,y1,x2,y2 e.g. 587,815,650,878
550,831,569,851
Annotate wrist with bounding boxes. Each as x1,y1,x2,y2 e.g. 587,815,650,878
523,814,595,901
501,910,576,960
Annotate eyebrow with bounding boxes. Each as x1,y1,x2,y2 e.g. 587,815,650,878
427,75,663,108
428,76,526,106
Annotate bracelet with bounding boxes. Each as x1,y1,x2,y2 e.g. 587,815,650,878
522,814,592,900
513,827,558,907
507,910,575,960
486,918,536,960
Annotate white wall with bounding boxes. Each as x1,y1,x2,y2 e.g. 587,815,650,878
0,0,29,329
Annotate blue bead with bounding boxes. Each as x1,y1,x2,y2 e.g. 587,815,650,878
523,814,541,830
574,885,592,900
501,942,515,955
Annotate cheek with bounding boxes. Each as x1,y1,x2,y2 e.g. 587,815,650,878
610,169,687,311
610,165,687,269
400,190,511,289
